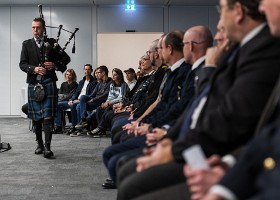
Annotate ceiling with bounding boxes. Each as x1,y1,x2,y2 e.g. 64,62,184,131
0,0,218,6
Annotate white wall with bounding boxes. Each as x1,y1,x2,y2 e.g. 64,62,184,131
97,32,163,74
7,6,94,116
0,7,11,115
0,4,219,116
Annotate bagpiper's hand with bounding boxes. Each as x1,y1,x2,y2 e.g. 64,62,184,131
44,62,55,70
34,66,46,75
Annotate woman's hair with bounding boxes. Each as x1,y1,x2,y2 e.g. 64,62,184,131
93,68,98,81
64,68,77,82
112,68,125,86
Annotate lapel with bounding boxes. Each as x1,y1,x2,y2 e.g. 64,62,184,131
207,44,240,93
215,44,240,74
255,77,280,134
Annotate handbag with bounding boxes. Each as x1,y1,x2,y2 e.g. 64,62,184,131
58,94,68,101
33,83,46,101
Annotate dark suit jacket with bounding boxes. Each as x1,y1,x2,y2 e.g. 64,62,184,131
142,61,193,126
19,38,70,84
219,105,280,199
172,25,280,162
217,76,280,199
133,65,166,117
125,75,151,101
157,61,207,127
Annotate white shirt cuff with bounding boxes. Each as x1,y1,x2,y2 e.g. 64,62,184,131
209,185,238,200
222,154,236,169
162,125,170,130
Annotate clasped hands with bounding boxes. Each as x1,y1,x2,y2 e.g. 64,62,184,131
135,145,227,200
184,155,227,200
136,138,174,172
122,121,150,136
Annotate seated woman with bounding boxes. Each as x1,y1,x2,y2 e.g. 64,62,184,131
54,68,78,133
89,68,129,137
58,69,78,102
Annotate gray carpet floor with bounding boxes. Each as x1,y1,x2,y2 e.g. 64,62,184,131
0,117,117,200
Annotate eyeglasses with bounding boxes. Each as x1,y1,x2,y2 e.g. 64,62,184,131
216,3,233,14
155,47,162,52
216,5,221,14
182,41,208,47
146,50,156,55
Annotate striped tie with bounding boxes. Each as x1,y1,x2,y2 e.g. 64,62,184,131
36,39,42,48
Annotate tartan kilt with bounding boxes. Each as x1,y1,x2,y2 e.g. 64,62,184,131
28,78,58,120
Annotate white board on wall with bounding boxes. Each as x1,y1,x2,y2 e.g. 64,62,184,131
97,32,163,76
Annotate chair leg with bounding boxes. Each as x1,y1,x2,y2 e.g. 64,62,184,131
62,110,66,131
29,119,34,132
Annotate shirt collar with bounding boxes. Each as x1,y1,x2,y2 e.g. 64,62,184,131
240,23,266,47
144,70,155,76
192,56,205,71
34,37,43,42
170,58,185,72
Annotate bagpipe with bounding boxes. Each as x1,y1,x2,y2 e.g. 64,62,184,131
33,5,78,101
38,4,78,73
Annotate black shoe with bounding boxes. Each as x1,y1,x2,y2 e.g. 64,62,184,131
66,127,76,135
35,145,44,154
44,147,54,158
89,127,106,137
102,181,116,189
75,119,88,129
105,177,113,183
53,126,63,134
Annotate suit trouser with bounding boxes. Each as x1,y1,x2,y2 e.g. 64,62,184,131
102,136,146,183
132,182,190,200
117,160,185,200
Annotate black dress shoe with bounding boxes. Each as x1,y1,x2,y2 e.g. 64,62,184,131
105,177,113,183
102,181,116,189
53,126,63,134
44,148,54,158
35,145,44,154
66,127,76,135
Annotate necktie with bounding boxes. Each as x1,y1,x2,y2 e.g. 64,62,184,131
158,68,171,100
178,85,210,139
36,39,42,48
